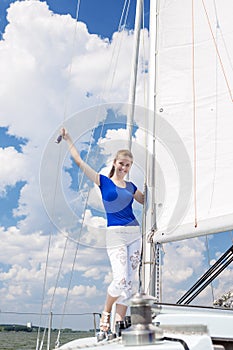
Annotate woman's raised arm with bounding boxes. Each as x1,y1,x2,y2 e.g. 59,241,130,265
61,128,100,186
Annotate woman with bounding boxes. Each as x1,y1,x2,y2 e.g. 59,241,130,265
61,128,144,332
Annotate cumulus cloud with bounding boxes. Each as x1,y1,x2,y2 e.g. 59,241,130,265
0,0,148,236
0,147,27,195
48,284,97,298
161,236,233,305
0,226,109,319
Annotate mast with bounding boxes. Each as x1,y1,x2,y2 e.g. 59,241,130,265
127,0,143,150
143,0,159,298
126,0,160,298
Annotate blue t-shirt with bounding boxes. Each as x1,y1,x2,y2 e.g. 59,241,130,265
99,174,139,227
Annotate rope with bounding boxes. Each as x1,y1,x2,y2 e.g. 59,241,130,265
163,336,190,350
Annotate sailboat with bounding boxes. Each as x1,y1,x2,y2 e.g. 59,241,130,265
39,0,233,349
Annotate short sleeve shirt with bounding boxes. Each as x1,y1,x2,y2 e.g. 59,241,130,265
99,174,139,227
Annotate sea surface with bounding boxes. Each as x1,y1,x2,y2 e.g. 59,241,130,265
0,331,94,350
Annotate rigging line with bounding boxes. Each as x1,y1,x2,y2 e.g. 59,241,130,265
65,0,133,234
191,0,198,228
56,238,82,339
65,0,137,275
37,190,82,347
201,0,233,102
102,0,132,102
54,1,134,334
36,147,64,350
77,0,131,111
70,0,132,205
127,0,143,150
53,1,137,341
37,0,82,339
66,0,133,208
204,235,215,304
62,0,81,123
51,191,92,335
38,328,47,350
37,2,82,348
46,1,135,336
0,310,100,316
48,236,69,311
118,0,131,32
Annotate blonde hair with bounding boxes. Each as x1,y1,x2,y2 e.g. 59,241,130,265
108,149,133,178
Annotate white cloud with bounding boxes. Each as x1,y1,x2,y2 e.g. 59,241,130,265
0,226,109,321
0,0,148,237
0,147,27,195
160,237,233,305
83,267,103,280
48,284,97,299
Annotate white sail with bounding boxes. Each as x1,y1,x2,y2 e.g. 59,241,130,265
147,0,233,243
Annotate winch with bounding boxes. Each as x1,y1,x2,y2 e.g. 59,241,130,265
121,292,163,346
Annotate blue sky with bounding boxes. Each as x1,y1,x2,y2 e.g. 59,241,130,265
0,0,145,38
0,0,232,336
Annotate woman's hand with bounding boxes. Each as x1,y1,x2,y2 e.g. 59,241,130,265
61,127,70,141
60,128,100,185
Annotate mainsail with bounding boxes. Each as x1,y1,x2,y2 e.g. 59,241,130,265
147,0,233,243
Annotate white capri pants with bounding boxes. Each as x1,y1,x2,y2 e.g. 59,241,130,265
106,226,142,305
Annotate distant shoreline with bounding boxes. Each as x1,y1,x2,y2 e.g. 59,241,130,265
0,324,94,334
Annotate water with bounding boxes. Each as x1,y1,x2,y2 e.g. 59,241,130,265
0,331,94,350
